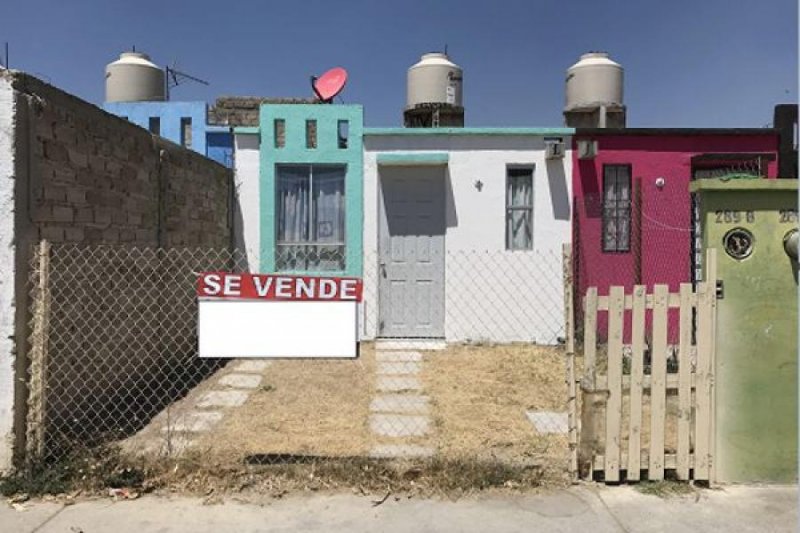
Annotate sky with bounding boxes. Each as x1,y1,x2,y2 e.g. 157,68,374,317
3,0,797,128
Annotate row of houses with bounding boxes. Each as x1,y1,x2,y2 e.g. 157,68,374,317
101,51,797,344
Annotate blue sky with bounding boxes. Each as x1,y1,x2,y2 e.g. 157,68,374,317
4,0,797,127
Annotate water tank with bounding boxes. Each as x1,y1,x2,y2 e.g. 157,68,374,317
406,52,463,108
105,51,165,103
565,52,623,111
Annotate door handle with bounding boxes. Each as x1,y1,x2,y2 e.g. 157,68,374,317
379,262,387,278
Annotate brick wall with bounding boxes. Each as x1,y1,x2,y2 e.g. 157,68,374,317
208,95,316,127
1,70,234,466
8,71,232,250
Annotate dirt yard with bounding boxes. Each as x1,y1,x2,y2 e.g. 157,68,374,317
195,350,376,460
124,342,570,487
422,344,569,476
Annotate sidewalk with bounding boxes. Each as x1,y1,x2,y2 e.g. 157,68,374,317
3,485,796,533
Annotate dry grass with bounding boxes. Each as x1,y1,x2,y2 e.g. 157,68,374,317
422,343,569,484
195,346,376,460
106,341,573,495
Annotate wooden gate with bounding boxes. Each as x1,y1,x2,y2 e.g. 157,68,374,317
571,250,717,483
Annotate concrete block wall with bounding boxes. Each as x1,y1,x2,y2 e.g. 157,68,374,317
0,69,233,470
9,72,231,249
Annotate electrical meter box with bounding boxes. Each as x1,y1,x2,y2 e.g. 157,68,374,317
691,178,798,483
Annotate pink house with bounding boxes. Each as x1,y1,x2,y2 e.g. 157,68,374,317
572,129,780,341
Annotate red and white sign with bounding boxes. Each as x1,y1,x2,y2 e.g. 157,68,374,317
197,273,361,359
197,272,363,302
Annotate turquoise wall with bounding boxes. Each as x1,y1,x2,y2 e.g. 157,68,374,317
259,104,364,276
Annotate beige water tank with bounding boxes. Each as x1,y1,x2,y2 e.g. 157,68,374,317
105,51,165,103
406,52,463,108
565,52,623,111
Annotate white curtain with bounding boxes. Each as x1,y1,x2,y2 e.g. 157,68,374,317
506,173,533,250
312,166,345,244
276,165,345,270
277,165,310,244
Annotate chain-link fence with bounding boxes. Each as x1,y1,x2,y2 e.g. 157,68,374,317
24,242,570,486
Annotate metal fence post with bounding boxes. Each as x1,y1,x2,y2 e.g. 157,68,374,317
563,243,579,481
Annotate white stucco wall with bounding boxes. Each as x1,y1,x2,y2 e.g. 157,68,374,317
362,134,572,344
0,76,17,471
233,133,261,271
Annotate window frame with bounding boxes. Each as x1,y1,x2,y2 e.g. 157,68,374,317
148,116,161,136
601,164,632,253
505,166,534,251
274,163,347,272
180,117,192,149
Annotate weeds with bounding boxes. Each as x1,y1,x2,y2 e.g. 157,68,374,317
635,480,697,498
0,446,147,497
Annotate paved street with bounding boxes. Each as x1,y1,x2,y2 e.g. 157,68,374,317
3,485,796,532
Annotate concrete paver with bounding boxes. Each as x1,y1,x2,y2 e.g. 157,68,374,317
370,394,429,414
235,360,272,373
370,444,435,458
526,411,569,434
196,390,249,409
376,376,422,392
377,361,421,375
218,373,262,389
369,414,430,437
375,351,423,362
162,411,223,433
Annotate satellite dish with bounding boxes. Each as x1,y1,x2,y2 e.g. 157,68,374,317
311,67,348,103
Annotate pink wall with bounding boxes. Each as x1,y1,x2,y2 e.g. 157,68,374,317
572,132,779,342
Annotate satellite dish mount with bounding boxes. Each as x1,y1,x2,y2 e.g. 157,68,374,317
311,67,348,103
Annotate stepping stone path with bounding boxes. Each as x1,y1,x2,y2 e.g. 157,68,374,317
160,360,273,449
369,349,435,459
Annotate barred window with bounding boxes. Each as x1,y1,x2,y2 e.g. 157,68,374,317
506,168,534,250
276,164,345,271
602,165,631,252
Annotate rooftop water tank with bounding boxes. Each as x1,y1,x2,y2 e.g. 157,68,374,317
105,51,165,103
406,52,463,109
565,52,623,111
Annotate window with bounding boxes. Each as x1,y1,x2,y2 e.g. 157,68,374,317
337,120,349,149
602,165,631,252
276,164,346,271
306,120,317,149
148,117,161,136
180,117,192,149
505,167,533,250
274,119,285,148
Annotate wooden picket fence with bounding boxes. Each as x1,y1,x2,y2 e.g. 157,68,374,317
572,250,718,483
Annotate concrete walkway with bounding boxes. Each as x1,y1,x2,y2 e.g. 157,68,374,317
3,485,795,533
369,349,435,458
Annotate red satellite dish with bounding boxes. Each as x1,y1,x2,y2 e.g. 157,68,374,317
312,67,348,103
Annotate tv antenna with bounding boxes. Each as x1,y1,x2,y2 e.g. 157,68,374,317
164,61,209,100
311,67,348,103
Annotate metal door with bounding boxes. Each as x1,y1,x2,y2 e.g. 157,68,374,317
378,167,445,338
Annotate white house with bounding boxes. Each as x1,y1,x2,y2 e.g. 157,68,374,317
231,112,573,345
361,128,572,344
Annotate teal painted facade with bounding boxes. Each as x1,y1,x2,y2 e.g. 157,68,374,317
259,104,364,276
377,152,449,165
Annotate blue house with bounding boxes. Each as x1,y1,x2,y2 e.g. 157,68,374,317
103,101,234,167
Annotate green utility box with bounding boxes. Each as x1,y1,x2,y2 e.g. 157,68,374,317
691,178,798,483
